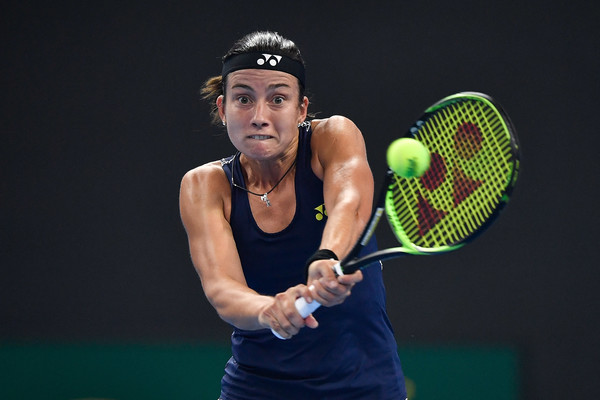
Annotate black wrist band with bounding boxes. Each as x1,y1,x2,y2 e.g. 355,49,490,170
304,249,338,281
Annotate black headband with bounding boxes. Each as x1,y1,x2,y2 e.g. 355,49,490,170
221,52,305,87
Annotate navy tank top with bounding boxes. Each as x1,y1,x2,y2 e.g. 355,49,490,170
219,122,406,400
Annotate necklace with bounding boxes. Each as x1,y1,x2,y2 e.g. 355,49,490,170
230,152,296,207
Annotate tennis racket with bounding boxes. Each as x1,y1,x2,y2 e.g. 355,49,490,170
272,91,520,339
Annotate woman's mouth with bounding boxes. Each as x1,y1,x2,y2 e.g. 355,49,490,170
248,135,272,140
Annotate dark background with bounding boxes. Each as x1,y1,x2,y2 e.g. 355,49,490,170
2,1,599,399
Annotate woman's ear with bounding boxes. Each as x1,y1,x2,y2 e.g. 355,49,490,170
217,95,225,123
298,96,309,124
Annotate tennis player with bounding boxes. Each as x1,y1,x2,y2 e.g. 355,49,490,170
180,31,407,399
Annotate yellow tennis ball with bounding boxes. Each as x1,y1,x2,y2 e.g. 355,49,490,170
386,138,431,178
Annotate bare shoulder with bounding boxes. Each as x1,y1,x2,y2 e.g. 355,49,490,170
181,161,226,194
309,116,368,179
311,115,361,141
180,161,230,217
310,115,365,155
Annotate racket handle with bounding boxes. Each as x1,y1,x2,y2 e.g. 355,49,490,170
295,296,322,318
271,297,321,339
271,261,346,340
271,287,323,340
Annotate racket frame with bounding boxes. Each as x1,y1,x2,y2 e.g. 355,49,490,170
339,91,519,274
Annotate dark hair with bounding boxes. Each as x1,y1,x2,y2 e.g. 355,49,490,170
201,31,308,125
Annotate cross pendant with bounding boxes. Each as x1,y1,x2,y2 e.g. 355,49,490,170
260,193,271,207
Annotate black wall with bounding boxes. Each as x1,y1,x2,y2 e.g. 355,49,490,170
2,1,599,398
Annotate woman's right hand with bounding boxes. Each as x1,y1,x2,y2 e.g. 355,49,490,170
260,284,319,339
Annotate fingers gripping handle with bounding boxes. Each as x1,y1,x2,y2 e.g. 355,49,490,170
271,262,345,339
295,296,322,318
271,297,322,339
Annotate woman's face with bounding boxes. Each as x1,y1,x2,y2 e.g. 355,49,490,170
218,69,308,161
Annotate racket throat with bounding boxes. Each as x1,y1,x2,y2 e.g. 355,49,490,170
360,207,384,246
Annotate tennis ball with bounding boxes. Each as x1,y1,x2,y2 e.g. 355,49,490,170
386,138,431,178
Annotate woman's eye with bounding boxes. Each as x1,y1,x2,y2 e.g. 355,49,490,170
273,96,284,105
237,96,250,105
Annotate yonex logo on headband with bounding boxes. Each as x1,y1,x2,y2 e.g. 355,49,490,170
221,52,306,87
257,54,282,66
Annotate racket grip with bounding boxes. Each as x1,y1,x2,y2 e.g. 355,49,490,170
295,296,322,318
271,295,322,340
271,259,345,340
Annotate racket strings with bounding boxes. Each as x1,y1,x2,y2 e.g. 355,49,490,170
386,98,516,249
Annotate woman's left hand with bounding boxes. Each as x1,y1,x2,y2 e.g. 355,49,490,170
306,259,363,307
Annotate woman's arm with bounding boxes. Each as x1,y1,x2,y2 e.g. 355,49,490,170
308,116,375,304
179,163,316,338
